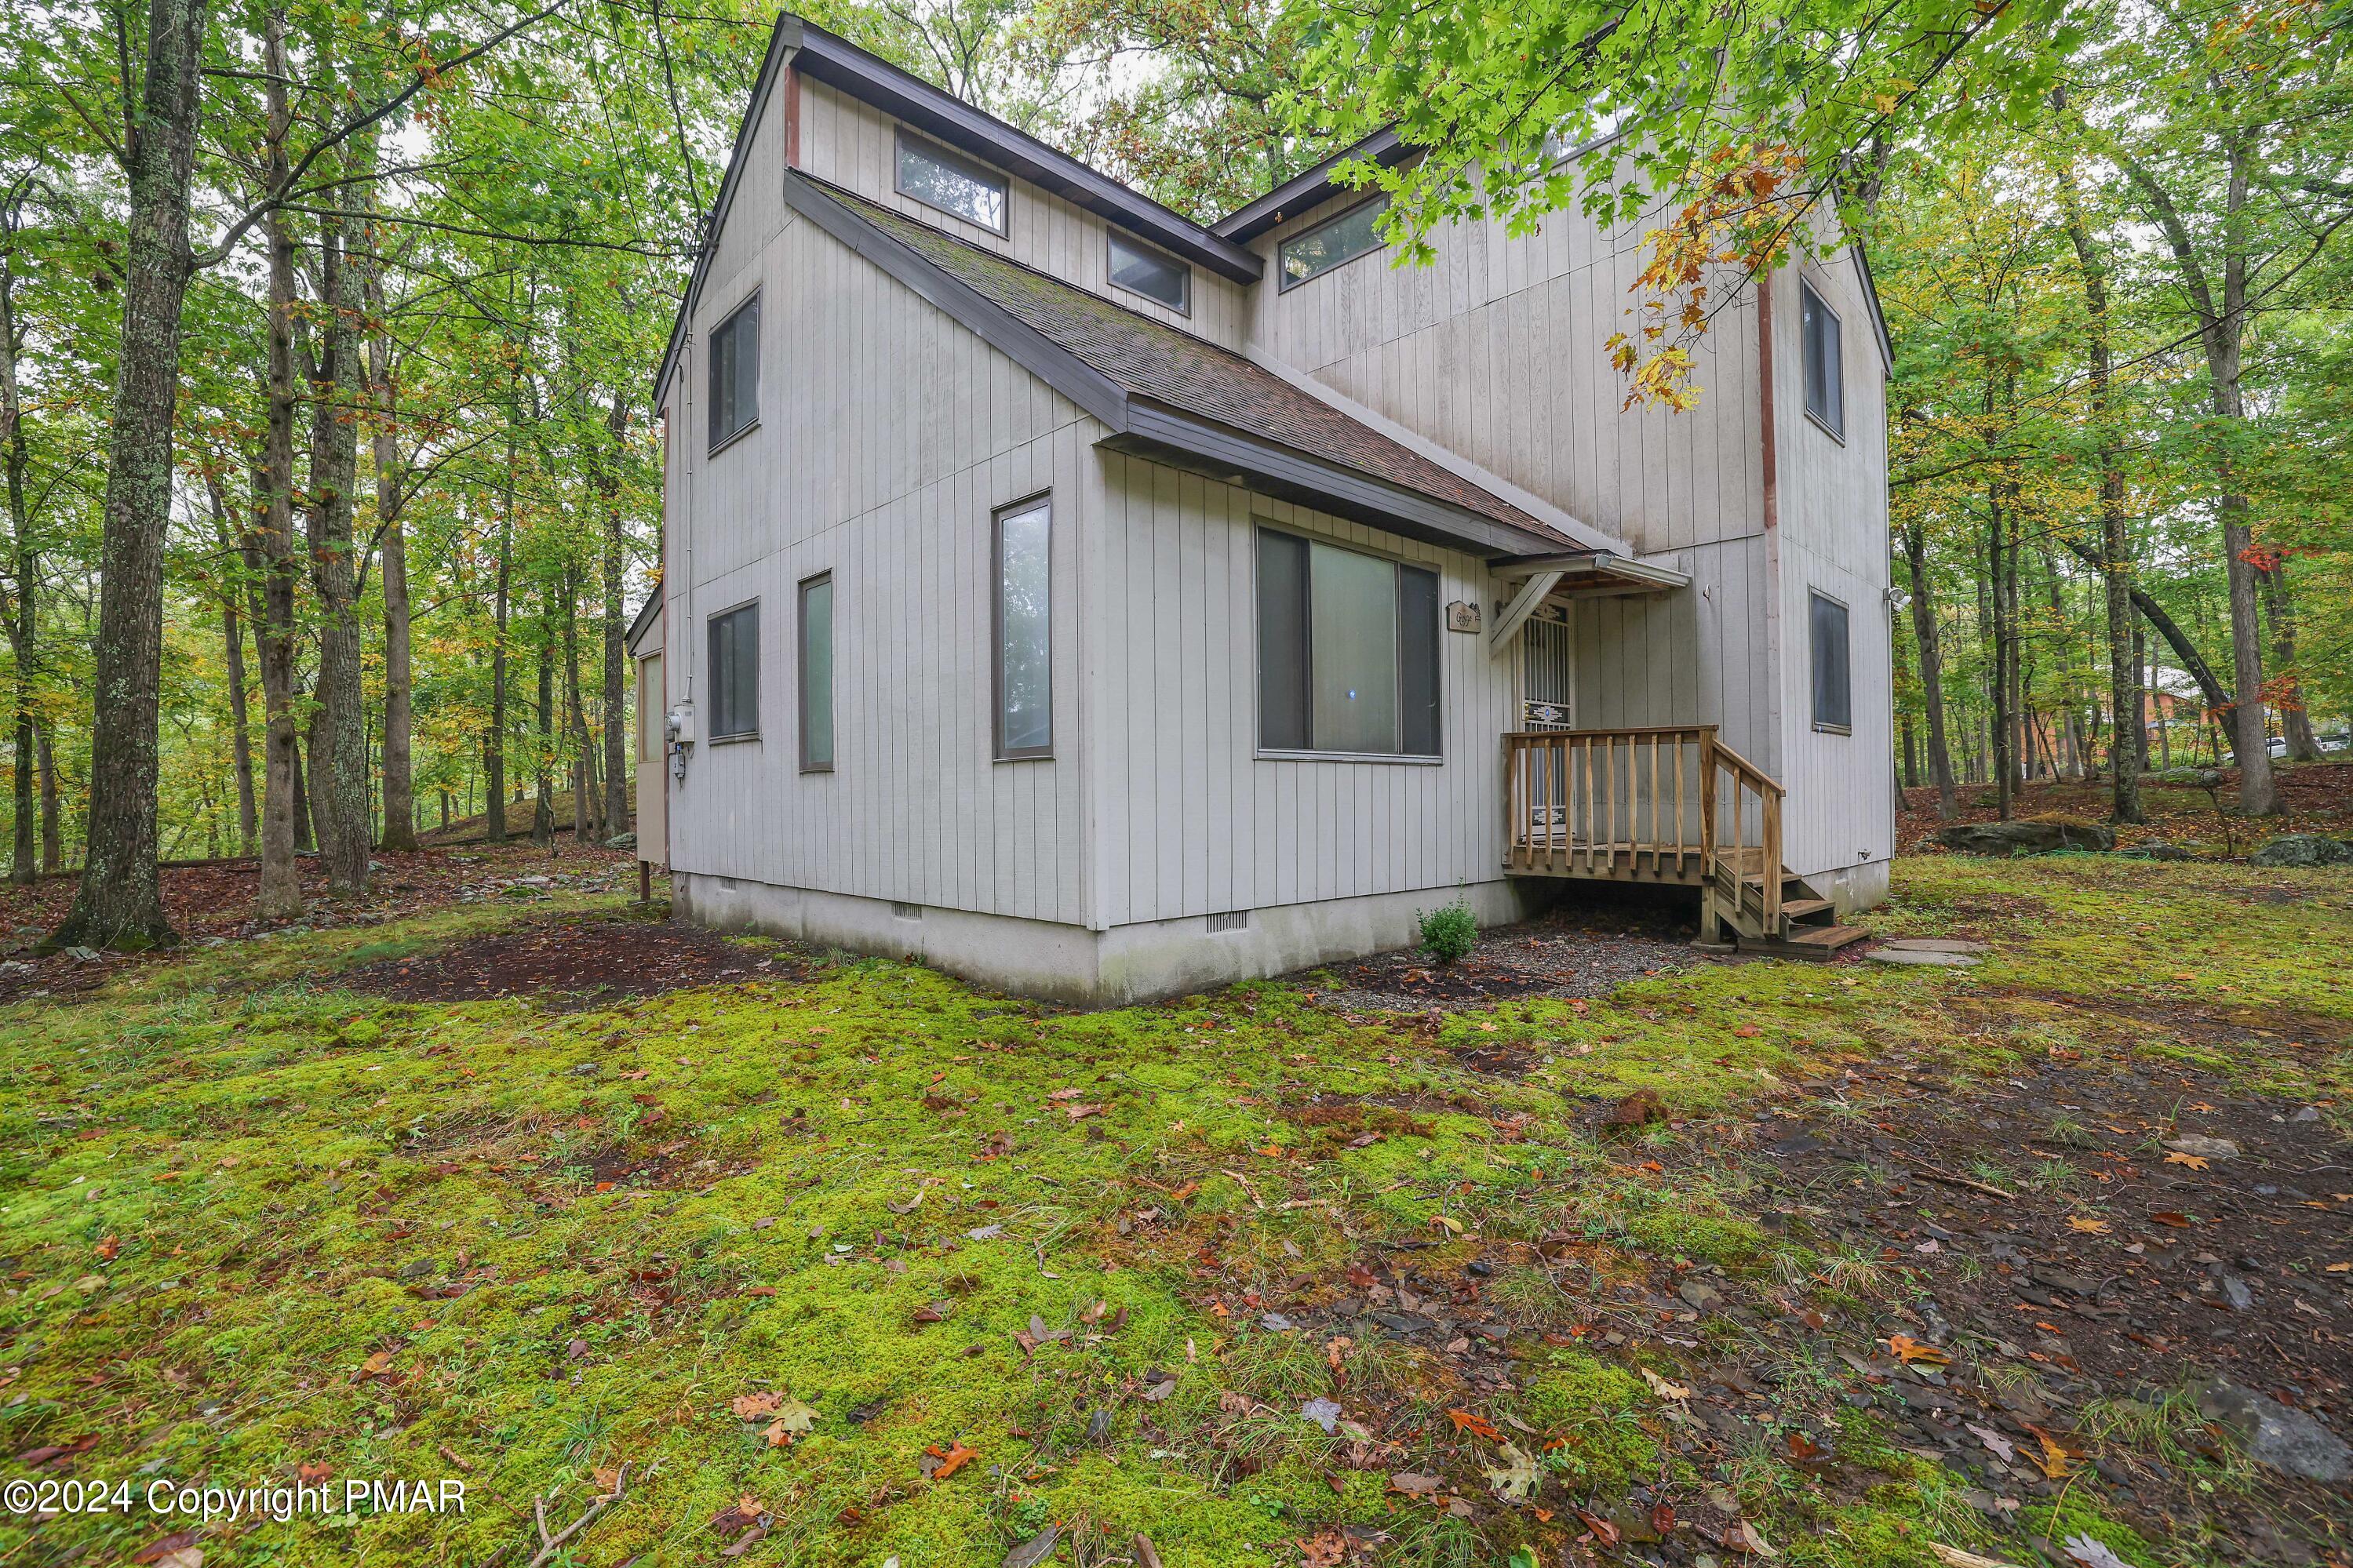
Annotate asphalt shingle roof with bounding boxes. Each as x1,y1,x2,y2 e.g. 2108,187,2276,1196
816,180,1567,547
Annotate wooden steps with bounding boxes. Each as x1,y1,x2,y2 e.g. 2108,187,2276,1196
1739,923,1871,960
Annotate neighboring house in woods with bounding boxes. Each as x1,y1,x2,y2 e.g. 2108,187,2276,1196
634,13,1895,1004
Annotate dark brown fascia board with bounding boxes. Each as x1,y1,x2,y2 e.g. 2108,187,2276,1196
653,13,803,409
1211,129,1408,245
789,22,1261,284
1851,238,1895,373
786,175,1562,562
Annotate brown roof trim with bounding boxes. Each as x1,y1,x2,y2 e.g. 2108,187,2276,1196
1212,129,1409,244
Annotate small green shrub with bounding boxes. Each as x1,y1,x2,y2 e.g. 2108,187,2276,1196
1417,899,1477,963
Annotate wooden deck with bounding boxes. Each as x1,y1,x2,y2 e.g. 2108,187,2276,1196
1502,727,1866,955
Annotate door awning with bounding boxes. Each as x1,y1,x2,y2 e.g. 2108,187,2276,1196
1491,550,1691,597
1484,551,1690,657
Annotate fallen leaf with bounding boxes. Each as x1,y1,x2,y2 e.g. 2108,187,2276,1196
2060,1536,2133,1568
2027,1428,2077,1479
1000,1526,1058,1568
1966,1423,2016,1462
1300,1396,1342,1433
760,1420,794,1448
730,1391,782,1421
923,1442,977,1479
1389,1471,1444,1495
1640,1367,1691,1402
356,1349,397,1377
1886,1333,1950,1366
1726,1519,1780,1557
1064,1102,1107,1121
770,1397,818,1433
2163,1151,2209,1171
1446,1407,1502,1442
1574,1507,1620,1544
2147,1211,2195,1228
2067,1216,2111,1235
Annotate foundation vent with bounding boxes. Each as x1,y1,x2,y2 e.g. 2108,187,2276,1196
891,901,923,921
1206,909,1250,933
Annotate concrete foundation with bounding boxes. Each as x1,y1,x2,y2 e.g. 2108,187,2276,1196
672,871,1551,1006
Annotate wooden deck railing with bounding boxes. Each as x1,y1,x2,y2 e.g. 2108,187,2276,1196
1502,726,1707,879
1503,726,1785,929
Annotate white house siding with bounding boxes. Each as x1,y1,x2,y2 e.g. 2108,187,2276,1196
663,188,1098,930
1766,250,1896,893
795,82,1253,351
1085,450,1524,931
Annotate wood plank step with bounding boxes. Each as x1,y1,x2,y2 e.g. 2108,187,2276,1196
1738,924,1870,960
1780,898,1836,922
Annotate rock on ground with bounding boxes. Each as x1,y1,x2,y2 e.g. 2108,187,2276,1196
2249,834,2353,868
2194,1376,2353,1484
1935,820,2116,855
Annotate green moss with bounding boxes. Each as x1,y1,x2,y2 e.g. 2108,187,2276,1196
4,852,2343,1564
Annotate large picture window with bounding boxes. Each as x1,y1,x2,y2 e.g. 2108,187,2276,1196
708,293,759,449
895,129,1008,235
1257,529,1441,756
1810,590,1852,733
1279,199,1387,289
1801,280,1844,439
799,574,834,771
707,601,759,740
994,498,1051,759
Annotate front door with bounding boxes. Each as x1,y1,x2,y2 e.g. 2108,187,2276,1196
1521,609,1573,839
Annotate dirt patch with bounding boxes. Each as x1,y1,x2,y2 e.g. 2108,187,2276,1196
0,843,642,1005
1299,900,1717,1013
1709,1050,2353,1557
1898,760,2353,854
342,915,801,1010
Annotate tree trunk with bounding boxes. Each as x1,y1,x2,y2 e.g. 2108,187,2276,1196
2,188,38,884
52,0,209,949
486,457,512,842
223,567,257,855
1901,524,1957,817
2260,564,2322,761
35,723,57,872
533,609,555,848
362,224,417,852
300,133,370,895
599,394,631,836
1987,488,2014,820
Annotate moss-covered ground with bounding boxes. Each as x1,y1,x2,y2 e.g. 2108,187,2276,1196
0,851,2346,1567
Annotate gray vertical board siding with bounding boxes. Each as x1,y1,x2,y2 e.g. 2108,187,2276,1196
1088,467,1519,926
1768,237,1895,879
664,196,1095,924
796,84,1250,348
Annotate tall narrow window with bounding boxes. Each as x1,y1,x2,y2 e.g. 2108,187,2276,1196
707,602,759,740
1810,591,1852,733
1800,280,1844,439
895,129,1008,235
799,574,833,770
708,294,759,449
995,499,1051,759
1107,231,1189,313
1279,199,1387,289
1255,527,1441,756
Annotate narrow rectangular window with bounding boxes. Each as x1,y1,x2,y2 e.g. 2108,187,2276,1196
1255,527,1441,756
1810,591,1852,732
799,574,833,770
708,294,759,450
895,129,1008,235
1256,529,1310,751
1107,231,1189,312
994,499,1051,759
1801,280,1844,438
707,602,758,740
1279,199,1387,289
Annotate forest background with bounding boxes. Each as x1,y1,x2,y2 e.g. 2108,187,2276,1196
1,0,2344,944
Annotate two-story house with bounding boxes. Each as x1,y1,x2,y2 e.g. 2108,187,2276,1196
630,14,1895,1004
